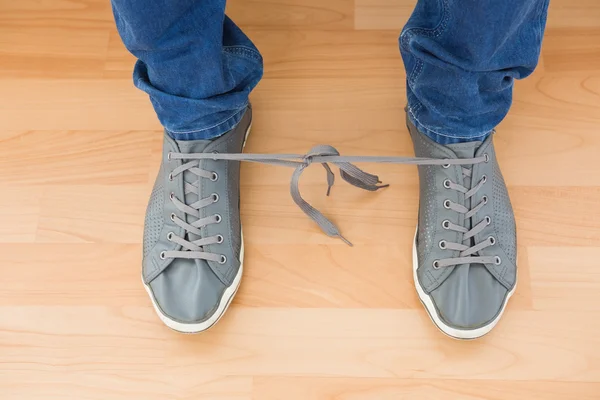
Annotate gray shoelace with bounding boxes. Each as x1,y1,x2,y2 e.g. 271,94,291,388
162,158,227,263
167,145,490,269
435,163,498,268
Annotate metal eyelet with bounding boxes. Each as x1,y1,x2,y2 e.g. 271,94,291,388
443,199,452,209
485,215,491,225
170,213,176,221
167,152,172,161
494,256,502,265
439,240,447,249
443,179,451,189
219,255,227,265
442,220,451,229
216,234,224,244
484,153,490,163
212,193,219,203
210,172,219,182
488,236,496,245
168,173,173,181
167,232,174,241
160,251,166,260
442,163,451,169
432,260,441,269
169,192,175,200
482,195,488,204
214,214,222,223
481,175,487,184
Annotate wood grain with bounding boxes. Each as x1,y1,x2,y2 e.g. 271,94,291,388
1,0,600,398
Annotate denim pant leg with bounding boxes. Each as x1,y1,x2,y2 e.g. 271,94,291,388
111,0,263,140
400,0,550,144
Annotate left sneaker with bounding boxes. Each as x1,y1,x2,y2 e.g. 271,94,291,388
141,107,252,333
408,115,517,339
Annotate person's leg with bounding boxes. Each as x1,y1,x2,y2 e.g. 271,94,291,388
111,0,263,139
400,0,550,144
111,0,259,332
401,0,549,339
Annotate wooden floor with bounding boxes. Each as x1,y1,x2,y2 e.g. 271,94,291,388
1,0,600,399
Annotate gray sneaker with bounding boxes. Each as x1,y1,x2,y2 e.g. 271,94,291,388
408,116,517,339
142,107,251,333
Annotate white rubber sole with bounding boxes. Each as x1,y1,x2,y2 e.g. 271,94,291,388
412,227,516,340
142,121,252,333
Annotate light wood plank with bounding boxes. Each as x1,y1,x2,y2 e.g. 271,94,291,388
543,29,600,73
530,247,600,311
0,80,160,131
227,0,354,30
0,130,155,185
254,377,600,400
1,307,599,380
354,0,600,31
0,26,110,79
355,0,413,30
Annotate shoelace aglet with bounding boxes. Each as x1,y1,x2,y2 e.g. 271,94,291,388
338,234,353,247
325,175,334,196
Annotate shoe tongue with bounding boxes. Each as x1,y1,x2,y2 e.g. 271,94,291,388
175,139,215,243
176,139,213,154
445,141,481,237
445,141,481,159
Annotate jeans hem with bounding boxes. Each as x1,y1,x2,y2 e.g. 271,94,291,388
166,105,248,140
407,103,493,142
223,45,263,63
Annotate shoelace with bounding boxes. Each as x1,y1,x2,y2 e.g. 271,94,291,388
435,160,498,269
165,145,489,266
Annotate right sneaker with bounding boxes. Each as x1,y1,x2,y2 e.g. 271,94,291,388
141,107,251,333
408,115,517,339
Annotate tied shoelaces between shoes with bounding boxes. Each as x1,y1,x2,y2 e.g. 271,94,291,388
166,144,492,267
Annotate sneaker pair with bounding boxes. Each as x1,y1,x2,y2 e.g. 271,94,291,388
142,106,517,339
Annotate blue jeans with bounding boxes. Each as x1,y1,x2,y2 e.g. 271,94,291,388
112,0,549,144
111,0,263,140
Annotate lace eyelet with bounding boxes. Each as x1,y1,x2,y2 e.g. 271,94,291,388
216,234,224,244
160,251,166,260
167,232,174,241
494,256,502,265
214,214,222,223
210,172,219,182
443,179,451,189
485,215,491,225
482,195,488,204
439,240,447,249
442,164,451,169
219,255,227,264
481,175,488,184
443,199,452,209
167,152,172,161
442,220,451,229
212,193,219,203
169,192,175,200
168,173,173,181
170,213,176,221
484,153,490,163
488,236,496,245
433,260,441,269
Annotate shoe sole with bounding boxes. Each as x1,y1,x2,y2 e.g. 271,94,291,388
142,122,252,334
412,227,516,340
